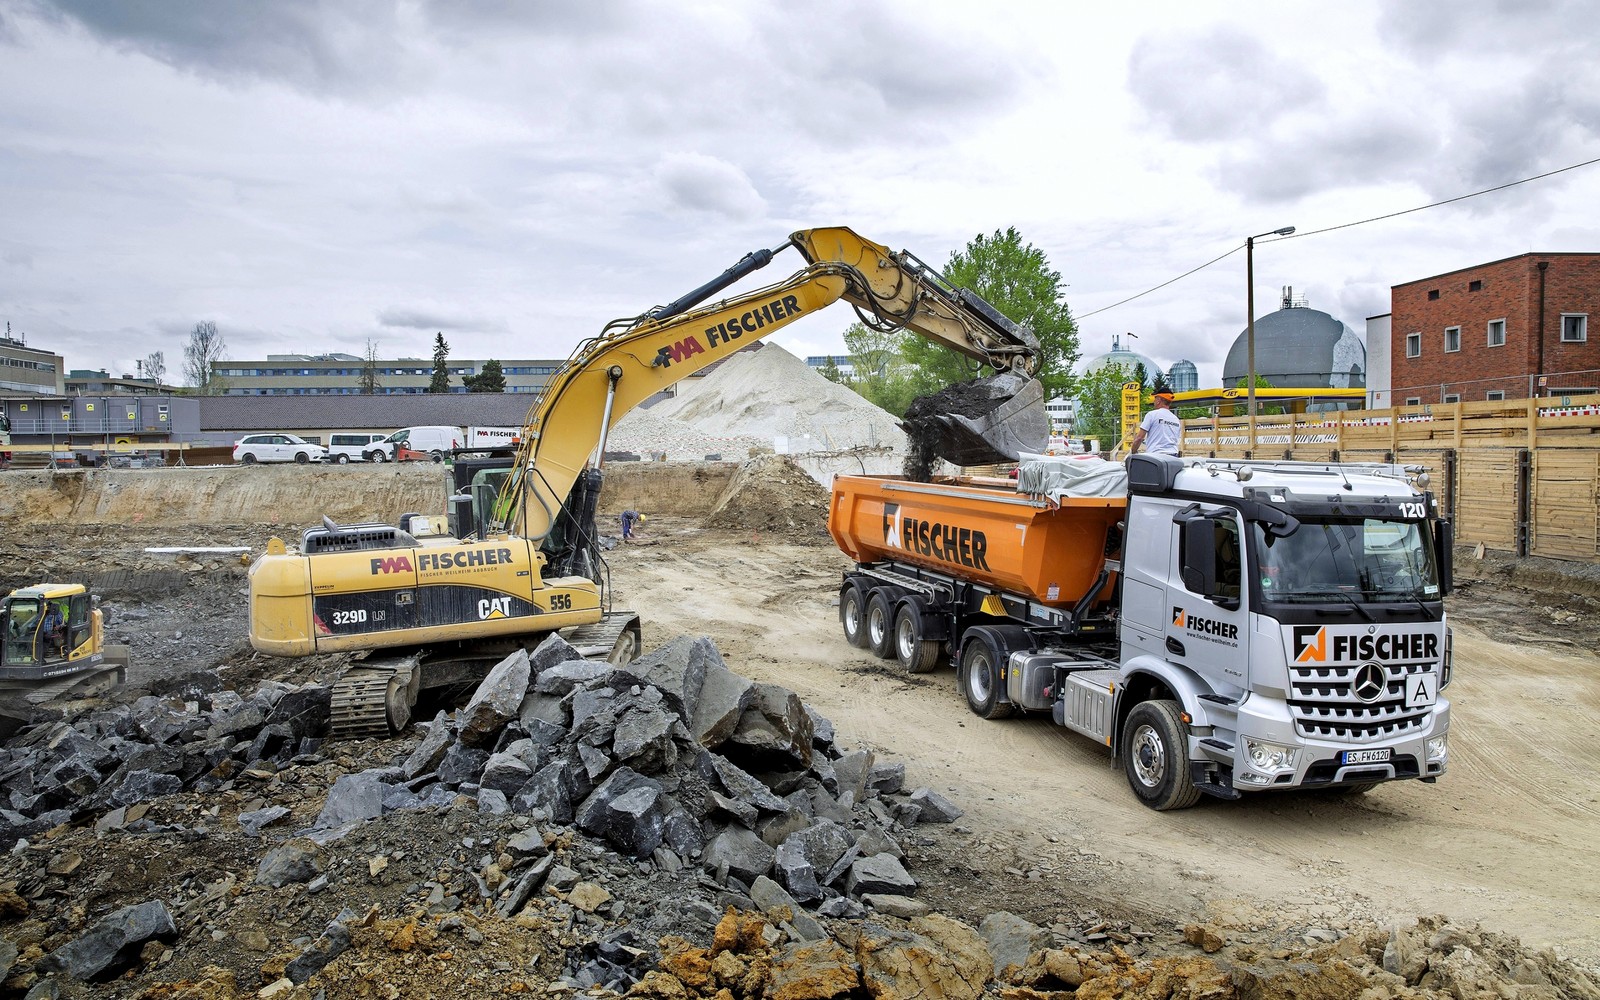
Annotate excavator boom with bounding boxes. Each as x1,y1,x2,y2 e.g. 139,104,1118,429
499,227,1048,547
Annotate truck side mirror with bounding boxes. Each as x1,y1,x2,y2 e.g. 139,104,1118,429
1181,517,1218,596
1433,519,1453,597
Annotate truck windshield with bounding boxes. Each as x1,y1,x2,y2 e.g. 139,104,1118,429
1254,519,1440,602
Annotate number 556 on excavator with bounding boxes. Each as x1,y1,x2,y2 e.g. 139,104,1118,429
248,227,1050,737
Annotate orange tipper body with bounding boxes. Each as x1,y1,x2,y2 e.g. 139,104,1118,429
828,475,1125,607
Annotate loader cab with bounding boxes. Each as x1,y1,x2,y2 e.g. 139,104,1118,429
1,585,92,673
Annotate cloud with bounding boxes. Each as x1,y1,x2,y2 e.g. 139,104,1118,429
654,154,765,220
1128,25,1325,142
35,0,413,95
376,307,508,333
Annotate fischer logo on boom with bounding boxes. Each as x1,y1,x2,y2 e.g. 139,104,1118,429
652,295,803,368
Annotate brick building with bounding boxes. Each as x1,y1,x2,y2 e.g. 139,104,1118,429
1390,253,1599,404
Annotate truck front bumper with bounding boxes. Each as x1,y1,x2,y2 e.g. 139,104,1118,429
1198,696,1450,793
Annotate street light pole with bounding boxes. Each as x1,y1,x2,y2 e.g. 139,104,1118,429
1246,225,1295,457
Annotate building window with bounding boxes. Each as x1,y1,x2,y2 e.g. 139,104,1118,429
1443,393,1461,403
1405,397,1422,406
1405,332,1422,358
1486,390,1505,401
1562,314,1587,343
1427,289,1440,300
1468,280,1482,292
1444,327,1461,353
1487,319,1506,347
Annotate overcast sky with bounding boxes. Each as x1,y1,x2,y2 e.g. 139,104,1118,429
3,0,1597,389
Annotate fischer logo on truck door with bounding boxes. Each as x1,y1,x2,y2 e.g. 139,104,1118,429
1172,606,1239,646
880,502,991,570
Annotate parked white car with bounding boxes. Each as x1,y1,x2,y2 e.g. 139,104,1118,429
326,432,392,464
233,433,327,465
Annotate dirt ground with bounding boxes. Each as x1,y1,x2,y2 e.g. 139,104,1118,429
4,463,1599,972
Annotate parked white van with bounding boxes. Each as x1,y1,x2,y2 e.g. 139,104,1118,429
326,432,392,464
387,426,464,462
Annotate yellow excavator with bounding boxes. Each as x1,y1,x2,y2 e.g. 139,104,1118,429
248,227,1048,737
2,583,130,732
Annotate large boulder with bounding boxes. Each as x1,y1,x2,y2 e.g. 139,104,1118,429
459,649,532,746
38,899,179,982
316,770,388,828
576,767,667,858
703,825,776,885
979,911,1051,979
692,659,757,748
728,683,814,769
856,915,991,1000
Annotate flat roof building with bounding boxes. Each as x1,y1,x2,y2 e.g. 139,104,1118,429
213,353,565,395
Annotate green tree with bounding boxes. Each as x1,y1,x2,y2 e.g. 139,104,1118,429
1235,375,1283,415
429,333,451,393
358,339,382,395
464,358,507,393
842,322,919,415
1151,371,1172,396
1072,363,1136,446
899,227,1079,401
816,357,847,385
1131,361,1149,389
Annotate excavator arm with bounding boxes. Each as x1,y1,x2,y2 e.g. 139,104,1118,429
493,227,1048,571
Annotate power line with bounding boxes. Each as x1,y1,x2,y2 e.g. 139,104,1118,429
1078,153,1600,321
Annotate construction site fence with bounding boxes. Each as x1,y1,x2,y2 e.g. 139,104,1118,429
1178,393,1600,562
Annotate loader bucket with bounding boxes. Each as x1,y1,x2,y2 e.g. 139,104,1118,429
901,373,1050,477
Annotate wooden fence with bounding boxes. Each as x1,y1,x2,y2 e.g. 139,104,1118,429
1179,394,1600,562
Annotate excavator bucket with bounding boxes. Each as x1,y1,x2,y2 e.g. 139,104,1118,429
901,373,1050,474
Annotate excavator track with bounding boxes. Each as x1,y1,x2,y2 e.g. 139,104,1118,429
329,655,420,741
561,611,643,665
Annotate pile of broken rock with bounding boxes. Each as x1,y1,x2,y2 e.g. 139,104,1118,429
1,633,964,992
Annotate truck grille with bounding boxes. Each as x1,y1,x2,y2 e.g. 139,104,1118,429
1288,660,1434,743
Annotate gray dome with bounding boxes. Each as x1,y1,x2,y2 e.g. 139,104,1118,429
1222,305,1366,389
1077,335,1163,380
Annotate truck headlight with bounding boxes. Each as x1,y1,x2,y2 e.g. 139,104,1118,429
1244,738,1297,771
1426,736,1448,762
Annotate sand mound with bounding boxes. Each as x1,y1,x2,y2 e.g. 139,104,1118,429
704,454,833,543
609,345,907,469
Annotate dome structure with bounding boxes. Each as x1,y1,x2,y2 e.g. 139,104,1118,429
1076,334,1163,381
1222,289,1366,389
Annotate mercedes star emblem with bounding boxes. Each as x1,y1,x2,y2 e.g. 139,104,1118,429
1352,663,1386,703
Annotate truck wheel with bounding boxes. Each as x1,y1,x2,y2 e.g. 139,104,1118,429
865,588,905,660
839,581,870,648
894,601,942,674
958,628,1014,719
1122,700,1201,811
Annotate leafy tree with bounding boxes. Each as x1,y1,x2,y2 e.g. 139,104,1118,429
1235,375,1283,415
143,351,166,386
899,227,1079,402
816,357,847,385
358,339,382,395
183,320,228,395
1072,362,1136,446
464,358,507,393
842,322,919,415
429,333,451,393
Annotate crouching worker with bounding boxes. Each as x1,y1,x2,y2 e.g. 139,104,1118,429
620,510,646,543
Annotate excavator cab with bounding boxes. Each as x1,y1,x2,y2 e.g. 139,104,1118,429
0,585,128,714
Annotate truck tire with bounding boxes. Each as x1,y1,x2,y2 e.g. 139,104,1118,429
893,601,942,674
958,627,1015,720
865,587,906,660
839,581,870,648
1121,700,1201,811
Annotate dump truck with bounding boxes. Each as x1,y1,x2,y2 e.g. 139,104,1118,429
829,454,1454,809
